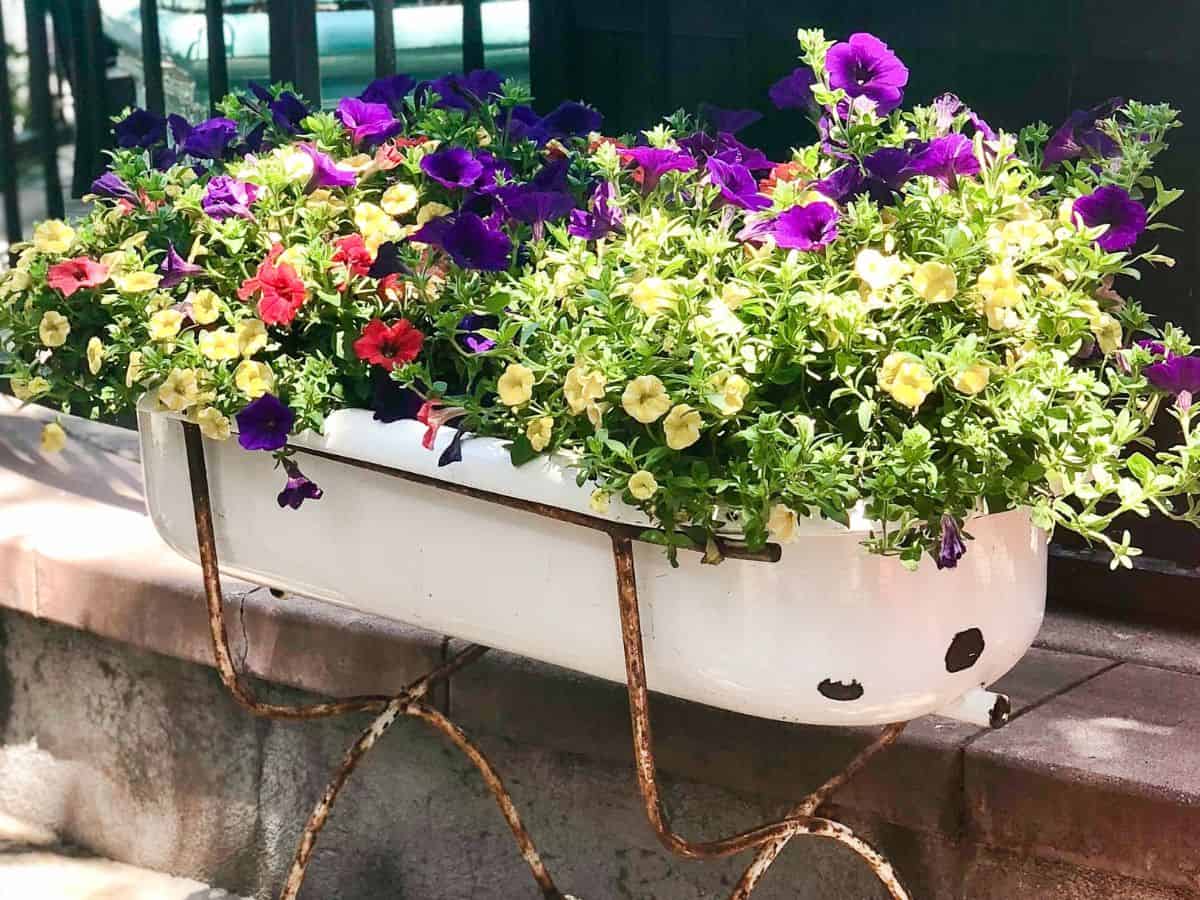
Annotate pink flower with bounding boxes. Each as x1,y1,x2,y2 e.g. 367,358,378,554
47,257,109,297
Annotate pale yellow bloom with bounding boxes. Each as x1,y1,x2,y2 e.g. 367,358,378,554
38,310,70,347
952,363,990,396
340,153,374,173
86,336,104,375
1001,218,1053,249
720,282,752,309
382,183,420,216
114,270,162,294
589,489,610,514
234,360,275,399
125,351,145,388
911,261,957,302
40,422,66,453
983,289,1022,330
148,308,184,341
1094,314,1123,354
33,219,75,254
195,407,232,441
476,126,493,147
767,503,799,543
10,376,49,401
199,328,240,362
563,365,606,414
354,201,402,246
628,470,658,501
497,363,535,406
586,401,609,430
621,375,671,423
190,288,221,325
236,318,268,357
878,352,934,410
663,404,702,450
275,146,314,183
158,368,201,412
3,269,31,293
416,201,453,226
976,262,1019,300
277,245,309,276
855,249,908,292
707,371,750,415
526,416,554,452
630,277,675,315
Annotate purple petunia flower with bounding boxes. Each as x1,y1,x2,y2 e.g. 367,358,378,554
421,147,484,190
202,176,260,221
276,457,323,509
504,104,548,144
825,33,909,115
769,67,817,113
90,171,137,202
367,241,409,279
864,147,912,202
360,73,416,114
569,180,623,241
236,394,295,452
1144,354,1200,402
813,165,865,203
906,134,981,188
1043,98,1123,169
931,92,996,142
540,101,603,139
181,117,238,159
935,514,967,570
499,185,576,240
371,370,426,423
1072,185,1147,252
158,242,203,288
249,82,310,135
456,313,499,353
115,108,167,149
424,69,504,111
699,103,762,134
413,212,512,272
336,97,402,146
712,132,773,171
771,201,839,250
299,143,357,191
706,157,771,211
623,146,697,193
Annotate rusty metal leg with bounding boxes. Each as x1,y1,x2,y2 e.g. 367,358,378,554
611,536,911,900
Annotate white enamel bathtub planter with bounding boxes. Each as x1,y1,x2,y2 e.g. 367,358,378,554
139,398,1048,730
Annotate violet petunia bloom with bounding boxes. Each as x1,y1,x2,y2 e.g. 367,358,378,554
706,157,771,211
202,175,260,221
906,134,981,188
864,147,912,202
413,213,512,271
456,312,500,353
425,69,504,111
623,146,697,193
1072,185,1147,252
1043,98,1123,168
771,201,839,250
1144,354,1200,400
471,150,513,196
568,181,623,241
421,146,484,189
371,370,425,423
360,73,416,114
813,164,865,203
90,171,137,202
935,514,967,570
768,67,817,112
299,143,357,191
825,33,909,115
276,458,323,510
181,117,238,159
499,185,576,240
249,82,310,134
712,132,773,171
367,241,409,279
236,394,295,452
699,103,762,134
1136,339,1168,358
504,104,548,144
931,92,996,141
115,108,167,149
336,97,402,146
158,243,203,288
540,101,603,138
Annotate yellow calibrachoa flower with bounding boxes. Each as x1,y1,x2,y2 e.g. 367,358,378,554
190,289,221,325
236,318,268,357
621,375,671,423
911,261,957,302
275,146,314,183
340,153,374,174
353,201,402,253
382,183,420,216
416,201,453,226
1001,218,1053,250
707,371,750,415
526,416,553,452
586,401,609,429
40,422,66,453
630,277,675,315
983,290,1022,331
114,270,162,294
952,363,990,396
148,308,184,341
663,404,702,450
125,351,144,388
10,376,50,401
976,262,1018,299
563,365,606,413
497,363,535,406
199,328,240,362
86,336,104,375
158,368,201,412
878,352,934,410
195,407,232,441
278,245,309,276
38,311,70,347
855,249,908,292
33,219,75,254
589,489,610,514
1094,313,1123,354
767,503,799,543
628,470,659,500
720,282,752,309
234,360,275,399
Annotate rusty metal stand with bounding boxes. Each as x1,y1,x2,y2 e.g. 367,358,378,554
183,422,911,900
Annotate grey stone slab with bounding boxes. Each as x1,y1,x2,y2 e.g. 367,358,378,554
1038,608,1200,677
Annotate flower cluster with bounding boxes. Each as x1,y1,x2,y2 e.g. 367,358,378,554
1,28,1195,570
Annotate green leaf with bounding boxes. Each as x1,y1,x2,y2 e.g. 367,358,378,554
508,435,538,466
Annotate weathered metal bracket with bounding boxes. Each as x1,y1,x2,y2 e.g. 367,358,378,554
182,422,911,900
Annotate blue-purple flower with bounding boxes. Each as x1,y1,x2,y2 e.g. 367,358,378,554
114,108,167,149
413,212,512,272
1043,98,1123,169
299,143,357,191
906,134,981,187
539,101,603,139
698,103,762,134
712,133,773,172
1144,354,1200,400
276,457,323,510
706,157,771,211
90,172,137,202
771,201,839,250
825,33,909,115
250,82,310,134
813,165,865,203
202,176,260,221
424,70,504,111
371,370,425,423
158,243,203,289
935,514,967,570
768,68,817,112
336,97,402,146
1072,185,1147,252
863,147,912,201
421,147,484,189
499,185,576,240
456,313,499,353
360,74,416,114
504,104,548,144
622,146,697,193
236,394,295,452
180,117,238,160
568,181,623,240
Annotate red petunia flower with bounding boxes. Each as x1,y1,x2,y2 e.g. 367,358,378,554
353,318,424,372
238,246,307,326
416,399,467,450
758,161,808,194
377,272,409,304
333,234,373,286
47,257,109,297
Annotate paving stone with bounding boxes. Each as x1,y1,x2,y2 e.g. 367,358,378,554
1038,608,1200,677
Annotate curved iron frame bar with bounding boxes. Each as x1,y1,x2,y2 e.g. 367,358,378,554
182,422,911,900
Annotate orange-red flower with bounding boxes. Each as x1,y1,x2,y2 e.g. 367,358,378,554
47,257,109,297
238,245,307,326
353,318,424,372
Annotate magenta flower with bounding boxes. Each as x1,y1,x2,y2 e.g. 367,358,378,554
421,147,484,190
1072,185,1147,252
568,181,623,241
299,144,357,191
622,146,697,192
158,243,202,288
771,201,839,250
825,33,909,114
712,133,773,172
1043,98,1123,168
706,157,771,211
277,458,323,510
906,135,981,188
336,97,401,146
768,67,817,112
202,176,260,221
1144,354,1200,399
813,165,865,203
936,514,967,570
236,394,295,452
698,103,762,134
